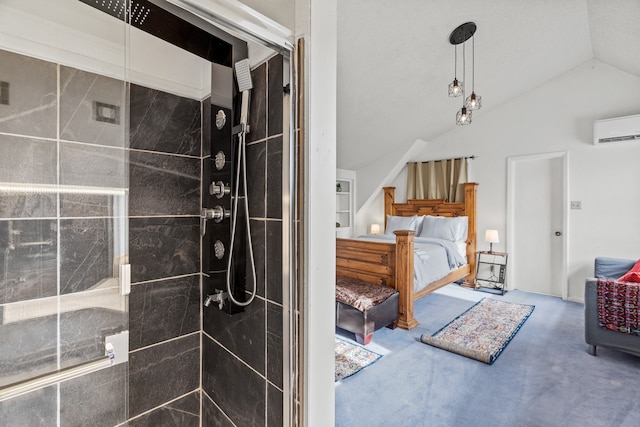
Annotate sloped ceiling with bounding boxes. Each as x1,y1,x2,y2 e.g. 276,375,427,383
336,0,640,171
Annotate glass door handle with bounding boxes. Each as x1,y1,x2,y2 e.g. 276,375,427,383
119,264,131,296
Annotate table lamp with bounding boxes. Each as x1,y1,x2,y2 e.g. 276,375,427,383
485,229,499,253
370,223,382,235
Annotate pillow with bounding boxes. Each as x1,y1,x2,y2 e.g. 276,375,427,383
618,259,640,283
385,215,421,235
419,215,468,242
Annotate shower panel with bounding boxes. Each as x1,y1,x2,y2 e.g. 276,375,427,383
202,57,255,314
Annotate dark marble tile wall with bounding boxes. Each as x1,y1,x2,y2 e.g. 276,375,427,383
59,66,126,147
60,363,128,427
59,218,113,295
129,333,200,417
1,50,203,426
0,219,57,304
202,393,236,427
127,83,203,425
129,217,200,282
59,308,127,370
60,141,126,189
0,385,57,426
202,337,266,426
130,84,201,156
0,51,131,426
202,54,285,426
0,49,57,138
129,391,200,427
129,150,200,217
129,275,200,350
0,135,57,219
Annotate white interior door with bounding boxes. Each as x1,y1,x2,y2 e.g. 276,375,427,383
508,152,567,298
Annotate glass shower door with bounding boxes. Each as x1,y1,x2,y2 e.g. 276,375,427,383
0,0,130,424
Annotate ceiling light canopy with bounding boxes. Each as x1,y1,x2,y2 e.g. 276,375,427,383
449,22,482,125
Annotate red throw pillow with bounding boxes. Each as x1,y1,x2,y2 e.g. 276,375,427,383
618,259,640,283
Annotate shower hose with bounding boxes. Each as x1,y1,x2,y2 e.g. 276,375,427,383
226,129,257,306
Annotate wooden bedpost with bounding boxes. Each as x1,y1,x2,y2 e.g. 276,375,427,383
383,187,395,229
394,230,418,330
463,182,478,286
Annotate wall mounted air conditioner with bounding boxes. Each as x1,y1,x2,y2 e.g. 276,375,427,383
593,114,640,145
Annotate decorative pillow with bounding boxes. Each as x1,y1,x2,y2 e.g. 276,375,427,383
385,215,421,235
419,215,468,242
618,259,640,283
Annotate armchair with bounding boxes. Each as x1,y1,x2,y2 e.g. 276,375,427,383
585,257,640,357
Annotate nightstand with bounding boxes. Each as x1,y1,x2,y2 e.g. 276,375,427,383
475,251,508,295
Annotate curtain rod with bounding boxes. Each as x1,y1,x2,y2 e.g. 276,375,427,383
407,155,477,164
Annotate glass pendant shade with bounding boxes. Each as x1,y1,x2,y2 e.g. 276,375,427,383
448,78,463,97
464,92,482,110
456,107,472,125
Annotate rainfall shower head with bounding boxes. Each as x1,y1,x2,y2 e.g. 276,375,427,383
234,59,253,92
79,0,151,26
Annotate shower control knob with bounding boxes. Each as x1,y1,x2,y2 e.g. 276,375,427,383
209,181,230,199
215,110,227,130
202,206,230,223
214,151,226,170
214,240,225,259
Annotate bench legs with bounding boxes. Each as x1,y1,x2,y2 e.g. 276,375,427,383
355,333,373,346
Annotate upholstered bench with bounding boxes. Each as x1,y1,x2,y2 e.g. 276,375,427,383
336,276,399,345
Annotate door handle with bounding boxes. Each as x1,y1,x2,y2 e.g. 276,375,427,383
555,231,562,236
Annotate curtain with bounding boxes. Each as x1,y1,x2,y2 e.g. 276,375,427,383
406,158,468,202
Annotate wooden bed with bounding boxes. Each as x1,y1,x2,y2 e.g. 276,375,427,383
336,182,478,330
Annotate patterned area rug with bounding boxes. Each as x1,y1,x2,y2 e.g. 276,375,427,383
335,337,381,381
420,298,534,365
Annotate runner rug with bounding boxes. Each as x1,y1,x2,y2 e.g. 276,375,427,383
420,298,534,365
335,337,381,381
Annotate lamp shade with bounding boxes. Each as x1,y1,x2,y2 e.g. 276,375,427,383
485,229,499,244
370,223,382,235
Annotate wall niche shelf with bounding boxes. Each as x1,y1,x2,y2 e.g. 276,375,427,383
336,169,355,238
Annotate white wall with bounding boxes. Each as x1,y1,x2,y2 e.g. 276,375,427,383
289,0,338,425
358,59,640,301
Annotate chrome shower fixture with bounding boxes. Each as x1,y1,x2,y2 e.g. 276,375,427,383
209,181,230,199
223,58,257,309
200,206,230,236
234,59,253,92
204,289,229,310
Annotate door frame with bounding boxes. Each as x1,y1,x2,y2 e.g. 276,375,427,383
506,151,569,299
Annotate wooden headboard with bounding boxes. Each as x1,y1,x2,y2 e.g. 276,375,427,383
382,182,478,283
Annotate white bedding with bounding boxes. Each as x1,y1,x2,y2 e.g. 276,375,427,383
357,234,467,292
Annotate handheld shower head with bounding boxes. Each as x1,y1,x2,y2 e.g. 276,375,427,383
235,59,252,128
234,59,253,92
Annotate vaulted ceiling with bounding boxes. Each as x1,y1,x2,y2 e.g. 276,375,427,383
336,0,640,170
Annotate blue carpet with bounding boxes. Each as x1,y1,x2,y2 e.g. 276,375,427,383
335,286,640,427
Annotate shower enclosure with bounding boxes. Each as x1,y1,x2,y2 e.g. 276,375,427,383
0,0,299,425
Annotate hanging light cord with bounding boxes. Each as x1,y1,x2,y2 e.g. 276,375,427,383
471,36,475,92
462,39,466,100
454,44,458,79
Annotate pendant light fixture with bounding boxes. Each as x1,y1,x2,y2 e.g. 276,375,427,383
464,36,482,111
456,39,472,125
448,22,481,125
448,44,463,97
